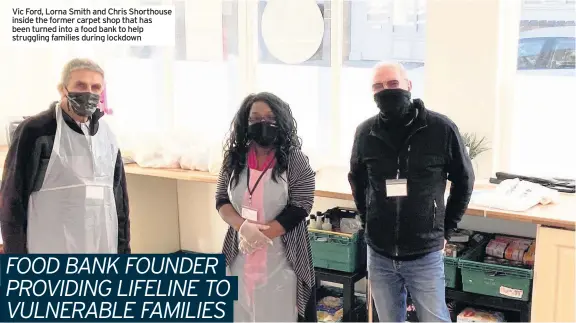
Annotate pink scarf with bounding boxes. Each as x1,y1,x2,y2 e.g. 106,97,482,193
243,145,276,303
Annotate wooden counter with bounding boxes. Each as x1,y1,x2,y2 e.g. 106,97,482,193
1,147,575,230
123,164,576,230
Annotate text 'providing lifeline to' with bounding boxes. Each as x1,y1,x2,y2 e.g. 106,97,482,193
0,255,239,322
8,6,175,46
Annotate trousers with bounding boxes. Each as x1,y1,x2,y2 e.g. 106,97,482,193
368,247,451,322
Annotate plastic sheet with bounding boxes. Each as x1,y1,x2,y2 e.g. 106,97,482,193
125,130,224,172
132,132,181,169
471,178,560,212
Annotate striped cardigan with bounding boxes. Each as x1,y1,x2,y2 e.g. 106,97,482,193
215,149,316,318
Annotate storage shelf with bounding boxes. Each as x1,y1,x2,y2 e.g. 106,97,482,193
315,267,366,285
445,288,530,312
446,288,531,321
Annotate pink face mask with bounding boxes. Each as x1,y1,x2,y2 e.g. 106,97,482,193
99,83,113,115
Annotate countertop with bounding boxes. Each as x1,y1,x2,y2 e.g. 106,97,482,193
0,146,574,230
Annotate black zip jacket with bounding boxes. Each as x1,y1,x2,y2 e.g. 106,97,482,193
348,99,474,258
0,102,131,254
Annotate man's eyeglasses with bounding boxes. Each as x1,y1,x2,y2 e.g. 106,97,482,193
372,80,402,92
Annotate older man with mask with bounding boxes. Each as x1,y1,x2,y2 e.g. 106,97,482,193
349,62,474,322
0,58,130,254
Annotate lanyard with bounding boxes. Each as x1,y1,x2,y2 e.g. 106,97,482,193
247,158,275,205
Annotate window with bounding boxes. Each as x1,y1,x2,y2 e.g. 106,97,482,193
338,0,427,162
549,38,576,68
55,0,173,151
103,0,240,152
254,0,332,165
171,0,239,148
103,47,170,150
510,1,576,178
518,38,548,69
26,0,576,179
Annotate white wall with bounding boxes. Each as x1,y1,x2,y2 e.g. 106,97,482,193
0,49,61,144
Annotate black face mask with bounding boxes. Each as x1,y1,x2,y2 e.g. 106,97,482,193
247,121,278,147
374,89,412,120
66,89,100,117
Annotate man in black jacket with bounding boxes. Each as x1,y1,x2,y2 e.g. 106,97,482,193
349,62,474,322
0,58,130,254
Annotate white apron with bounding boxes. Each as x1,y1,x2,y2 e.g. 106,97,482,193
228,168,298,322
27,104,119,253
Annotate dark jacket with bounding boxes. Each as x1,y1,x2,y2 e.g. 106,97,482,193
348,99,474,258
0,102,131,254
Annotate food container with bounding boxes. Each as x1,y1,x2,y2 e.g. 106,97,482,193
457,307,506,322
448,229,474,243
460,234,534,301
486,240,508,258
523,242,536,267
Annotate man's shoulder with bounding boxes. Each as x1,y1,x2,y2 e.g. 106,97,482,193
422,105,459,133
15,103,58,143
356,115,379,134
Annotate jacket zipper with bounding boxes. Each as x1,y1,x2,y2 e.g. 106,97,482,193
395,156,401,256
407,145,411,173
433,199,437,228
393,127,425,256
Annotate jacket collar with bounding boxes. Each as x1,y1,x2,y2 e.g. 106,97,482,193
369,98,429,146
50,101,103,136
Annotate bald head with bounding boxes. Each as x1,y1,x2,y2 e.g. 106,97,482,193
371,61,412,94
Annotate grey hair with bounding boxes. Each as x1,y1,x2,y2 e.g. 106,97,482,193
373,60,409,79
60,58,104,87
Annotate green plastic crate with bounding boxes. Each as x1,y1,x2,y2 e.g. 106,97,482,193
309,229,359,272
444,256,459,288
444,235,490,289
459,249,533,301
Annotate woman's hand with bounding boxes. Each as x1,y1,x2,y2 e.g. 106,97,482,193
261,220,286,240
239,237,267,255
238,220,272,249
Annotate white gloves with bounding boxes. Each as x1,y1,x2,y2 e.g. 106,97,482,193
239,238,257,255
238,220,272,254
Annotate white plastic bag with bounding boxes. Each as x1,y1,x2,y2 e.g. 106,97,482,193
132,132,181,169
471,178,560,212
179,145,210,171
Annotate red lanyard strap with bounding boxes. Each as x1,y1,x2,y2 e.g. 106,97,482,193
247,158,275,200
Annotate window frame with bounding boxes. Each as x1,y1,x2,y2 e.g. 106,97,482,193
149,0,574,174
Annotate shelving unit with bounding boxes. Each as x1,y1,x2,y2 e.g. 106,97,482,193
315,267,367,322
446,288,531,322
316,269,532,322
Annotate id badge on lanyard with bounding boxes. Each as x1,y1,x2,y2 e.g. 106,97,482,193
241,208,258,222
386,161,408,197
241,159,274,221
385,179,408,197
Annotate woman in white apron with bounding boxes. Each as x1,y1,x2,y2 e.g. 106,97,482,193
215,92,317,322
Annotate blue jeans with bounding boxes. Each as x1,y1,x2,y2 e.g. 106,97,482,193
368,247,451,322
